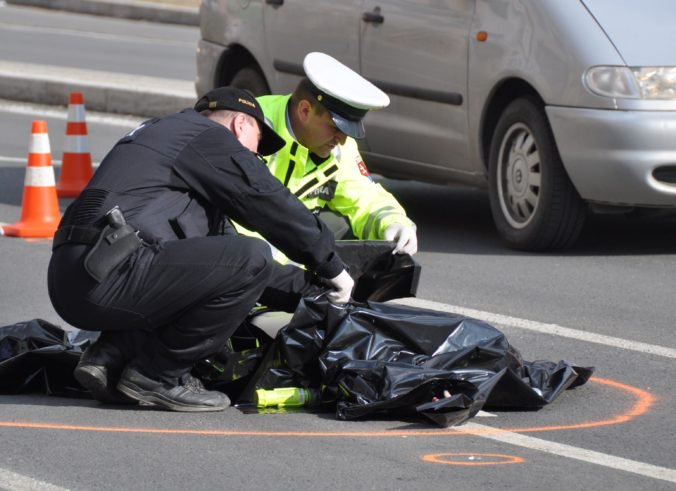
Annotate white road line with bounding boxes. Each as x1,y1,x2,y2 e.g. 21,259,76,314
0,22,194,48
394,298,676,359
459,423,676,484
0,155,103,168
0,99,143,127
0,160,671,362
0,156,51,164
0,467,69,491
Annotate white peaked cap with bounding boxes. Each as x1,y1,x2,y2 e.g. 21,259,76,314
302,52,390,139
303,52,390,110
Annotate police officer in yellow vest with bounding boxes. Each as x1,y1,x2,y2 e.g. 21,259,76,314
254,52,418,256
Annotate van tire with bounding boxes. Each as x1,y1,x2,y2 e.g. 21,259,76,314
230,66,270,96
488,97,586,251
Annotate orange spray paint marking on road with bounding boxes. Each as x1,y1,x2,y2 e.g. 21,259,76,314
422,453,524,466
0,377,655,438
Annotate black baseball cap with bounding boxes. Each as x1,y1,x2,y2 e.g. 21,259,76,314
195,87,285,156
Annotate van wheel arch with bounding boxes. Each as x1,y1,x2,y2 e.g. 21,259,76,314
230,66,270,96
216,48,270,96
480,79,541,172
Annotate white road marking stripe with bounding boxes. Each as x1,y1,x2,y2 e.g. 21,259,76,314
0,21,194,48
0,155,101,168
0,155,61,165
394,298,676,359
0,156,27,163
460,423,676,484
0,467,69,491
0,195,669,359
0,99,143,128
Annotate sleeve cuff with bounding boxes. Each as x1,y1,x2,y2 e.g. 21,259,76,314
378,214,415,237
314,252,345,279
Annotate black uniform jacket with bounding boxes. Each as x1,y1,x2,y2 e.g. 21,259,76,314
60,109,344,280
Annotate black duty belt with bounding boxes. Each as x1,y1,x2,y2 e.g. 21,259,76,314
52,225,101,250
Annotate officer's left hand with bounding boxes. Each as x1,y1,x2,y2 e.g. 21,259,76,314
384,223,418,255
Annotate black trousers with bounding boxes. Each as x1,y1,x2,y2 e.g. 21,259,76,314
48,235,320,383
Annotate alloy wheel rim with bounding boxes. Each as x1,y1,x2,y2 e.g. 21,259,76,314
497,123,542,229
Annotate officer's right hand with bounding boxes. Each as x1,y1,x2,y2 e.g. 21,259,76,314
384,222,418,255
325,269,354,305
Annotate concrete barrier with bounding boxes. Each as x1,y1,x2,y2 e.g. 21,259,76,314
0,61,196,117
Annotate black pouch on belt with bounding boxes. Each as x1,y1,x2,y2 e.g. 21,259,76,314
84,222,142,283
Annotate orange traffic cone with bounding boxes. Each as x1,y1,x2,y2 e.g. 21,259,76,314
1,120,61,238
56,92,93,197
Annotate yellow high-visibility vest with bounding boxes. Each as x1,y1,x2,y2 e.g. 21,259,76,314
257,94,413,240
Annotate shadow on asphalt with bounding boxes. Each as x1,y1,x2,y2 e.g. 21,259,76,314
1,166,673,256
0,166,26,206
379,177,676,257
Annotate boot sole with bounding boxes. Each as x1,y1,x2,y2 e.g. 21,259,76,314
116,379,229,413
74,364,138,405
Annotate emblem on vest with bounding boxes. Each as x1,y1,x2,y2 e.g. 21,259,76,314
357,160,372,180
306,180,338,201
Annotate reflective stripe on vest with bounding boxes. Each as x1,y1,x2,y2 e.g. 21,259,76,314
283,141,298,187
258,94,340,204
293,160,339,199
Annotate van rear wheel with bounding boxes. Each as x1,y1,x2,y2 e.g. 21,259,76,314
488,97,586,251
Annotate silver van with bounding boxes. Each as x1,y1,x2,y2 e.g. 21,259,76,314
196,0,676,250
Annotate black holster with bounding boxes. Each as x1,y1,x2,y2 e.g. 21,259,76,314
84,223,142,282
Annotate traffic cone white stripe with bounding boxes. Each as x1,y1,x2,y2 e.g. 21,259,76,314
67,103,86,122
24,167,57,187
56,92,93,198
64,134,90,152
29,133,51,154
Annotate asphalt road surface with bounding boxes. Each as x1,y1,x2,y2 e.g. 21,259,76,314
1,99,675,491
0,4,675,490
0,3,197,80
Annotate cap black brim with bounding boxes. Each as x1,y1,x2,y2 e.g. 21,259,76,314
258,123,287,156
330,111,365,139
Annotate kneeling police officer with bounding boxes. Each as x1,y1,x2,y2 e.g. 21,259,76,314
48,87,354,412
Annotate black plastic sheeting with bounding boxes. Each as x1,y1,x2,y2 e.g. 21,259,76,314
334,240,421,302
199,296,593,427
0,319,95,397
0,301,593,427
0,241,415,399
0,242,592,427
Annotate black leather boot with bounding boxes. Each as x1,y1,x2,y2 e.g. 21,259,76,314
116,366,230,412
73,338,138,405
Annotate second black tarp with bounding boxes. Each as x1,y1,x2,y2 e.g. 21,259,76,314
199,295,594,427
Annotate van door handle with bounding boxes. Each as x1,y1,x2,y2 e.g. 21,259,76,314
266,0,283,5
362,8,384,24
